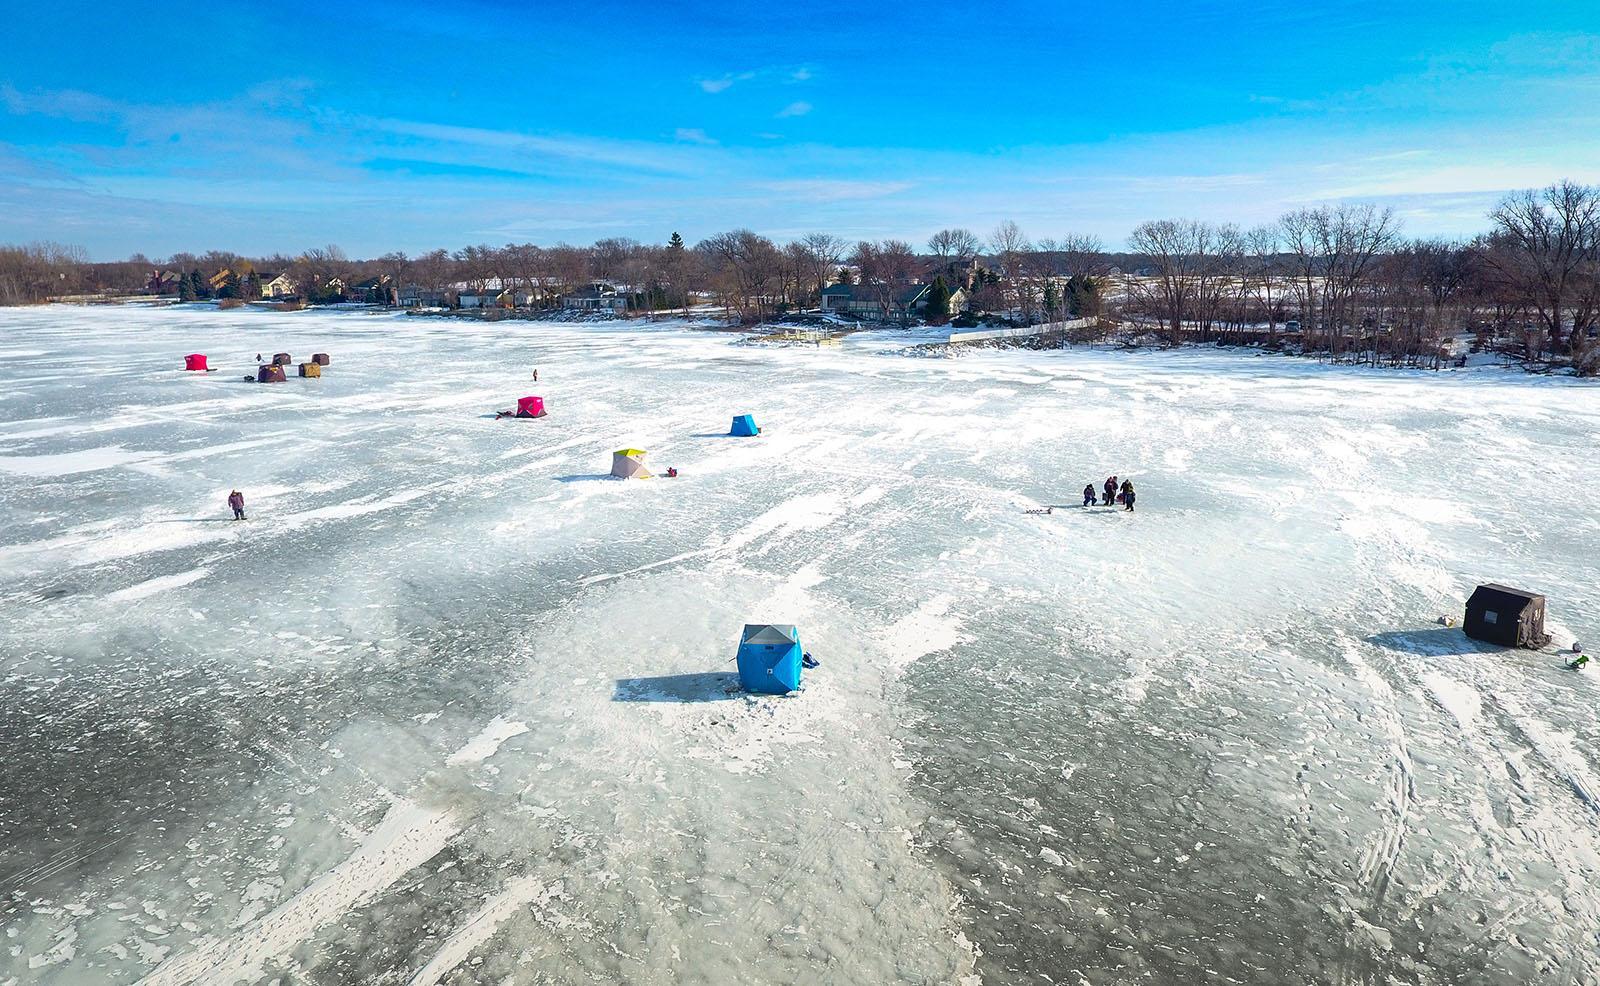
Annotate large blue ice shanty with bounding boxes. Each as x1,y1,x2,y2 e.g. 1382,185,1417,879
730,414,760,437
736,624,802,694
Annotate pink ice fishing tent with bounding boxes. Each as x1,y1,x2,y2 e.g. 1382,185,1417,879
516,396,547,418
183,353,209,371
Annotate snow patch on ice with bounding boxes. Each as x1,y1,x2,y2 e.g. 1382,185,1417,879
0,446,156,476
445,717,529,766
1421,672,1481,731
106,568,211,603
405,876,563,986
882,595,965,669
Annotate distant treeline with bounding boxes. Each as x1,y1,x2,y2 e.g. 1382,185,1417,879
3,179,1597,373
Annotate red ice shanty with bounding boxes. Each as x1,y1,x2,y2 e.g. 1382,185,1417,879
257,364,287,383
516,396,547,418
183,353,209,371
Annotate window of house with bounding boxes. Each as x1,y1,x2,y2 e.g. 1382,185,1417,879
1483,610,1498,624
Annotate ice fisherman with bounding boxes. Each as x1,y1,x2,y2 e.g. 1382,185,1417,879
1103,476,1118,506
1083,484,1097,507
227,489,247,521
1568,644,1587,671
1121,479,1136,512
665,467,679,478
532,368,539,382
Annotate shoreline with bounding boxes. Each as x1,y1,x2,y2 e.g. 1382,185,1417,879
9,298,1592,382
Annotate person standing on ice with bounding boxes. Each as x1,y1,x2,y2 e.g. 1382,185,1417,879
1083,483,1097,507
227,489,246,521
532,368,538,382
1103,476,1118,506
1121,479,1136,512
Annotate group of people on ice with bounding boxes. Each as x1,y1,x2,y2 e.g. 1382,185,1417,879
1084,476,1136,511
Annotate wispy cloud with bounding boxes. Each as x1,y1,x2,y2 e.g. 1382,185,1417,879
365,117,708,175
777,101,812,118
0,84,122,123
759,179,912,202
700,66,812,93
674,127,717,145
698,71,755,94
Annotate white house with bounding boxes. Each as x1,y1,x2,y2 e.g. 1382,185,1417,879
259,273,296,299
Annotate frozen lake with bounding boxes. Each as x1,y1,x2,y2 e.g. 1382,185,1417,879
1,304,1597,985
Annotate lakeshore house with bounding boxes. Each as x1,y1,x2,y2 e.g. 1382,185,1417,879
260,273,296,298
452,277,547,309
562,282,628,311
145,269,183,295
399,284,448,307
348,275,392,302
821,282,964,319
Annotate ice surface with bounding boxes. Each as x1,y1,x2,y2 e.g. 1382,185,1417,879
1,304,1598,985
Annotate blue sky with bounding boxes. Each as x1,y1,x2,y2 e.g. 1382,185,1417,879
1,0,1597,259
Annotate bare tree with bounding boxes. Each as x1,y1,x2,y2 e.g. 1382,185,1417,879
989,221,1032,318
696,230,782,322
927,228,981,285
0,242,88,303
1126,219,1212,343
375,252,410,306
1483,180,1600,359
798,232,847,301
1244,224,1283,336
1279,204,1401,354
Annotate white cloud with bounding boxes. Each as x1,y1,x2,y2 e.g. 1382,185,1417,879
674,127,717,145
790,68,812,82
777,101,812,118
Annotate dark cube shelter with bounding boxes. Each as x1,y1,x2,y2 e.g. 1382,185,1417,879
1463,584,1549,648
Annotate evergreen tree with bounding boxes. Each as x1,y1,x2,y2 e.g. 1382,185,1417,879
178,270,197,302
1065,273,1101,317
1043,281,1060,316
926,275,951,322
663,232,688,311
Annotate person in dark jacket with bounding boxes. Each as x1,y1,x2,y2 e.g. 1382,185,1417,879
1083,483,1097,507
1103,476,1118,506
1121,479,1136,512
227,489,246,520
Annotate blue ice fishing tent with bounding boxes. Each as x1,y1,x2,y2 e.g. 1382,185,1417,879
730,413,760,437
736,624,802,694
